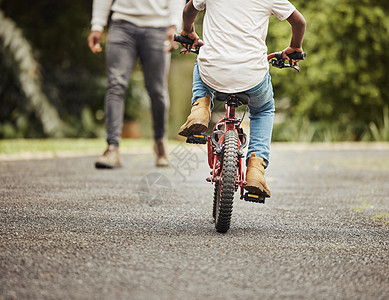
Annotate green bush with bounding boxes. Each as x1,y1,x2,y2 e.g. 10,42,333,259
268,0,389,141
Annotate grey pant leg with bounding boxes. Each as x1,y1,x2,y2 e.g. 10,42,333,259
105,21,138,146
138,27,169,140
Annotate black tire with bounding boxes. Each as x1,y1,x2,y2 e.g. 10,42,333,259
212,182,219,221
215,130,239,233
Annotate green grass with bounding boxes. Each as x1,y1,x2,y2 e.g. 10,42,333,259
368,106,389,141
0,138,158,155
373,212,389,224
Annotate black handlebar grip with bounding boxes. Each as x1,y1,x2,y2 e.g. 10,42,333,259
287,52,306,60
174,34,195,45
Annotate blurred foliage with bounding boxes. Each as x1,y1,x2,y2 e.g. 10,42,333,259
268,0,389,141
0,0,105,138
0,0,388,141
364,106,389,141
0,10,68,138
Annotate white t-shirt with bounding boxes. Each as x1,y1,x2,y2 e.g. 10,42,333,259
91,0,185,32
193,0,295,93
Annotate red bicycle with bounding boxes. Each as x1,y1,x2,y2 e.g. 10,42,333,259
174,35,305,233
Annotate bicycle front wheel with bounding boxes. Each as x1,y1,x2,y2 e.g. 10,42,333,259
215,130,239,233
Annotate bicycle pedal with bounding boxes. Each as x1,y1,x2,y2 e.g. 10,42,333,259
186,134,207,144
244,192,266,204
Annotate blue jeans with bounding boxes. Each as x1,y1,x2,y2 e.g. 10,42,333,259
191,63,275,167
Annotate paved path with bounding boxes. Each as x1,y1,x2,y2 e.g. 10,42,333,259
1,143,389,299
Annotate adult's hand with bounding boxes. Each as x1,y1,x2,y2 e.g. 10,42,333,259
88,31,103,53
165,25,178,53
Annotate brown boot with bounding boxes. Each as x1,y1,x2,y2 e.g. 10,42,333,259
154,139,169,167
95,145,122,169
245,153,271,197
178,94,211,136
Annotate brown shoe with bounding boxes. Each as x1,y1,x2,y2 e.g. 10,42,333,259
154,139,169,167
244,153,271,197
95,145,122,169
178,94,212,137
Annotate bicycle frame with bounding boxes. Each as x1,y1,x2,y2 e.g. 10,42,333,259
207,95,247,200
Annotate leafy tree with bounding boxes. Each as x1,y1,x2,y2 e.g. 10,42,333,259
268,0,389,140
0,0,106,138
0,10,67,137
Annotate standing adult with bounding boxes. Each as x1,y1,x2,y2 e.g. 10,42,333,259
88,0,185,168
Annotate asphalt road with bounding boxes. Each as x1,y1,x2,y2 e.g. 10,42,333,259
1,143,389,299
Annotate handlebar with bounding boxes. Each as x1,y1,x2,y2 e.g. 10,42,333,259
173,35,197,45
267,51,306,72
174,34,306,71
267,51,306,61
173,34,203,54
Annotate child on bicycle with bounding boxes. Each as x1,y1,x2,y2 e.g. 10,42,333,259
178,0,306,197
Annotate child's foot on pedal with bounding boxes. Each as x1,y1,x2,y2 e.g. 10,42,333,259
178,95,211,136
244,153,271,197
